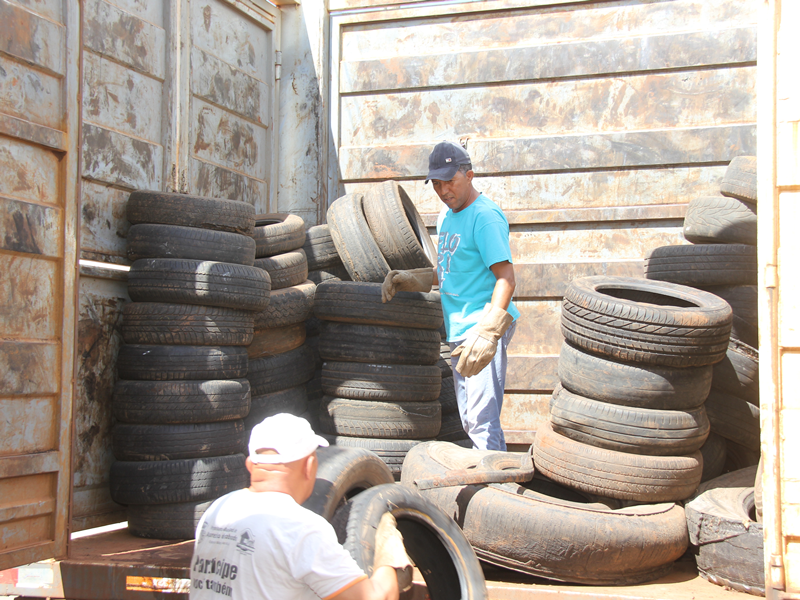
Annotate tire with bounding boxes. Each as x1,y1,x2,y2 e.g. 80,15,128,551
730,313,759,347
126,223,256,265
724,439,761,473
110,455,248,505
437,377,458,414
558,341,712,410
247,322,306,359
549,384,710,456
245,385,309,429
302,225,341,270
532,420,702,502
686,468,764,595
332,483,488,599
112,421,245,461
438,342,453,379
720,155,757,203
704,390,760,451
320,436,429,480
313,281,443,330
362,180,435,270
127,500,213,540
253,213,305,257
247,345,315,396
126,190,255,236
645,244,757,286
127,258,270,311
117,345,248,381
112,379,251,424
319,322,440,366
682,196,757,245
319,397,441,439
122,303,254,346
712,340,759,404
700,432,727,483
436,411,468,442
322,361,441,402
308,264,351,285
699,285,758,326
302,446,394,520
561,276,732,368
253,280,315,329
402,442,689,585
253,250,308,290
327,193,390,283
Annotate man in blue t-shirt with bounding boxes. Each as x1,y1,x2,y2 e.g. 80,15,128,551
381,141,518,450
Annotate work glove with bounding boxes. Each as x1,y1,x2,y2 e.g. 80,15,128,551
381,268,434,303
452,304,514,378
373,513,413,592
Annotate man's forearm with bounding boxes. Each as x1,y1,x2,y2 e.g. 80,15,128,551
489,261,516,310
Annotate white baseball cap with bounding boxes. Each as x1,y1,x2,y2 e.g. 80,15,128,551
248,413,329,464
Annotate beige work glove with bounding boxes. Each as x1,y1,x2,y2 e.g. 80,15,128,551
381,268,434,303
452,304,514,378
373,513,413,592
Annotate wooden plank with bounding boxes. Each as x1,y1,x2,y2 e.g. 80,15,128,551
6,0,62,24
0,136,60,205
341,28,756,93
0,254,59,339
79,182,131,263
509,301,562,355
0,0,65,75
0,54,62,130
0,197,62,257
339,125,756,180
190,158,267,209
0,452,60,478
500,392,550,444
0,498,56,523
83,0,166,79
0,114,66,152
505,356,558,392
82,123,163,190
514,261,645,298
83,52,164,143
0,397,57,456
0,515,53,552
191,46,269,124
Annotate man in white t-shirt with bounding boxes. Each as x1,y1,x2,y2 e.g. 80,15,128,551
189,413,411,600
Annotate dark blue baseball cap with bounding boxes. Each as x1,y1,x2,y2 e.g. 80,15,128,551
425,141,472,183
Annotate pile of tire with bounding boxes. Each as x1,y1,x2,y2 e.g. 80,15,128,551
245,215,317,435
433,327,470,444
645,156,760,473
533,275,733,503
110,191,270,540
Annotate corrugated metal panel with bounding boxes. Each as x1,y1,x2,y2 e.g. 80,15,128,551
330,0,757,443
0,0,80,569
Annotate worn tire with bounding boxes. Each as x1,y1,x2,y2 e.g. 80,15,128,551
730,313,759,347
127,258,270,311
314,281,443,329
247,344,315,396
117,345,248,381
302,225,341,270
253,213,305,257
533,420,702,501
122,303,254,346
683,196,757,245
712,340,759,404
362,180,435,270
319,322,440,366
126,223,256,265
558,341,712,409
436,377,458,414
322,361,441,402
438,342,453,379
253,280,315,329
319,397,441,439
321,436,429,480
700,432,728,483
126,191,255,236
402,442,689,585
247,323,306,359
549,384,710,456
700,285,758,325
436,410,468,442
561,276,732,368
724,439,761,473
308,264,351,285
332,483,488,598
110,455,248,505
645,244,757,286
254,249,308,290
127,500,213,539
245,384,309,429
704,390,760,451
302,446,394,520
112,421,246,461
720,156,757,203
327,193,390,283
112,379,251,424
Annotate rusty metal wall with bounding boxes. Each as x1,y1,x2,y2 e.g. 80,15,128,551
329,0,758,443
74,0,280,531
0,0,81,568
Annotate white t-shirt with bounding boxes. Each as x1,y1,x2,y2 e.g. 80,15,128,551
189,489,366,600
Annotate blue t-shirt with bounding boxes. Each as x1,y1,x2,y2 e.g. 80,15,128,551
436,194,519,341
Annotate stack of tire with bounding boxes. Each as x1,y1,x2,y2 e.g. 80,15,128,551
245,214,317,435
110,191,270,539
644,156,760,474
433,328,469,444
533,275,733,504
316,180,444,477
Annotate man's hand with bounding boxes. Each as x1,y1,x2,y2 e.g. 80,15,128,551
381,268,434,303
372,513,413,592
452,304,514,378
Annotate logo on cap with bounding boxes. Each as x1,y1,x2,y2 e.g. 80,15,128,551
445,158,452,163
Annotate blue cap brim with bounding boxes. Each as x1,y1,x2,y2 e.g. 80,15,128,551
425,165,459,184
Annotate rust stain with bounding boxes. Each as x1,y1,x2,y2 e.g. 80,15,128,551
203,5,212,32
5,210,42,255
